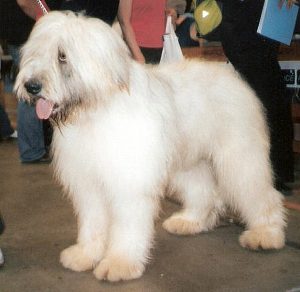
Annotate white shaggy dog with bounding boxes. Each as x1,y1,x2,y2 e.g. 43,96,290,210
15,11,286,282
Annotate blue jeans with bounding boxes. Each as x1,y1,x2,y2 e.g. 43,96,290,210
6,45,46,162
0,104,14,138
17,101,46,162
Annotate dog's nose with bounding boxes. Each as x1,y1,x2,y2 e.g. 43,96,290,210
24,80,42,95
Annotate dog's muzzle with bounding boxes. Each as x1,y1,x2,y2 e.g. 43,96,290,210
24,80,42,95
23,79,55,120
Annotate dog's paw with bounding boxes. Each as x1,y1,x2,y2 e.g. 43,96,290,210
60,244,95,272
239,226,285,250
163,215,206,235
93,255,145,282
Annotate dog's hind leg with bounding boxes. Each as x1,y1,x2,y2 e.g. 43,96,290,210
163,161,224,235
213,144,286,250
60,185,108,272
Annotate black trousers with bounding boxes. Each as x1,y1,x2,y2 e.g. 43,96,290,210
140,47,163,64
220,0,294,184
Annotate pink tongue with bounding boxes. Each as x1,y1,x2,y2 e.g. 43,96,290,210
36,98,54,120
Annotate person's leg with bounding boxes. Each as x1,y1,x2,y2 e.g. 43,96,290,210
140,47,163,64
7,44,47,162
228,46,294,185
17,101,46,162
0,104,14,138
221,0,294,186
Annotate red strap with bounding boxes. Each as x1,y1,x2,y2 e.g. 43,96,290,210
35,0,50,21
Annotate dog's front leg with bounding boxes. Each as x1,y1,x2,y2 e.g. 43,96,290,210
93,191,157,282
60,186,109,272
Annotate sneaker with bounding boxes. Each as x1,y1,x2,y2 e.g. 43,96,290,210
9,130,18,139
1,130,18,141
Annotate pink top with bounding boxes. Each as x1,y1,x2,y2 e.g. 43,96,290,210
131,0,166,48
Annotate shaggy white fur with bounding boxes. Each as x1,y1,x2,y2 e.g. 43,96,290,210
15,11,286,282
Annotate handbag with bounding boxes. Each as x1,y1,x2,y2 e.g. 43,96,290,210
160,16,184,64
193,0,222,37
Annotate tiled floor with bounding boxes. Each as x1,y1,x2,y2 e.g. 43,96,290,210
0,139,300,292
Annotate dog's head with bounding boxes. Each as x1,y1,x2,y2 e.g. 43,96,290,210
15,11,131,123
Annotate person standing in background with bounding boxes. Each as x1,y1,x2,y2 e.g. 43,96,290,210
118,0,185,64
0,0,60,163
220,0,296,191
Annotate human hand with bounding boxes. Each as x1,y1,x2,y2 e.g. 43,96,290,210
166,8,177,28
176,14,186,26
278,0,299,9
135,53,146,64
